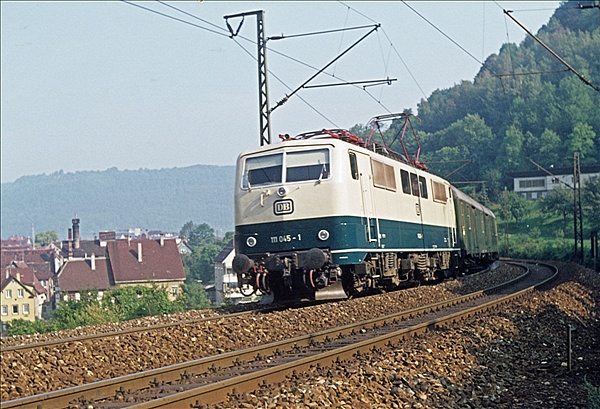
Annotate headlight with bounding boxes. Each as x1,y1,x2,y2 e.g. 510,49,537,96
318,229,330,241
277,186,289,197
246,237,257,247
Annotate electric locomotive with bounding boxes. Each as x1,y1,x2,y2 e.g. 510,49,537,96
233,120,498,302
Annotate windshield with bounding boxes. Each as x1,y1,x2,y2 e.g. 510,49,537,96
242,148,330,189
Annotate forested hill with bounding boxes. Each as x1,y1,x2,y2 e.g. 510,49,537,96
356,0,599,200
1,165,235,239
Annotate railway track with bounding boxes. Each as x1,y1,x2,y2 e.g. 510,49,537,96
3,261,557,409
1,305,275,353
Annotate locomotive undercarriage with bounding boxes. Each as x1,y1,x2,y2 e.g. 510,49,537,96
233,248,460,302
344,251,459,297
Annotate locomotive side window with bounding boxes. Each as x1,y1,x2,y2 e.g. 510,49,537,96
401,170,411,194
286,149,330,183
349,152,359,180
243,153,283,188
410,173,419,196
371,159,396,191
432,180,448,203
419,176,428,199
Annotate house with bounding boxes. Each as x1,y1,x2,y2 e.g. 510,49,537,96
177,239,193,255
509,165,600,200
1,242,60,317
1,262,47,331
57,254,112,301
213,240,260,305
106,238,186,300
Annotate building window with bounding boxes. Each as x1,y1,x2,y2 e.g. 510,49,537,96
1,306,7,315
170,286,179,297
17,289,23,298
12,305,19,315
23,304,30,315
519,179,545,189
5,290,12,299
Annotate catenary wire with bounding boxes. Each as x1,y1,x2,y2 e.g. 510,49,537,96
126,0,395,125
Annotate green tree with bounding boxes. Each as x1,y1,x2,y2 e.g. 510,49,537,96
538,129,562,167
499,190,530,224
540,187,573,229
497,125,525,172
184,243,222,284
52,290,115,329
565,122,596,163
106,286,182,320
180,221,216,248
35,230,58,247
583,176,600,232
177,281,212,310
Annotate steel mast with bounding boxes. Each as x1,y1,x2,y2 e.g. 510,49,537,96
224,11,271,146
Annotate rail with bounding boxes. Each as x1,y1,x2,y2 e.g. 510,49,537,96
3,261,557,409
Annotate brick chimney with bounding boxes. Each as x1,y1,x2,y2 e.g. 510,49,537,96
137,242,142,263
72,218,80,249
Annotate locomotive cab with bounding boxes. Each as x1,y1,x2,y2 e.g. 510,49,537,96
233,137,348,301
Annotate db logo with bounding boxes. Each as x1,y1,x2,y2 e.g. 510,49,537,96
274,199,294,215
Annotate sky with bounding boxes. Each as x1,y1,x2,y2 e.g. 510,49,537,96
1,1,562,184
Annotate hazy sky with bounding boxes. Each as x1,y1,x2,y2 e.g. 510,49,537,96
1,1,561,183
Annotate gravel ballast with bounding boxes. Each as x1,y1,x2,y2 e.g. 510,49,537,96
2,262,598,408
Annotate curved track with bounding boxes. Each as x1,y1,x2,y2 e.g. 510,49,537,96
3,261,557,409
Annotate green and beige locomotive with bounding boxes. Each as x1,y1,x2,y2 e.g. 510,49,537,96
232,127,498,302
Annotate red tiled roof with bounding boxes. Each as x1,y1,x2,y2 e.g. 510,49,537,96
2,264,46,295
58,240,108,258
106,239,185,283
58,258,112,292
0,274,35,297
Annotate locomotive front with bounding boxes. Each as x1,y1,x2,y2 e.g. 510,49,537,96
232,138,349,301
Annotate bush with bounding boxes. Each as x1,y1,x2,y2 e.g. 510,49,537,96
6,319,58,336
107,285,183,320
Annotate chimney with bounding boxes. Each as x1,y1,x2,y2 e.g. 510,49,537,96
160,235,164,247
68,228,72,241
91,253,96,271
137,242,143,263
72,218,80,249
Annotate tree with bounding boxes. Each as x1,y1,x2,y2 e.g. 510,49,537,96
35,230,58,247
565,122,596,163
499,190,530,224
107,286,182,320
583,176,600,231
540,187,572,229
180,221,216,248
177,281,212,310
497,125,525,173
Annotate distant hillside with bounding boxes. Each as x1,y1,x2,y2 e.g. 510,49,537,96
1,165,236,240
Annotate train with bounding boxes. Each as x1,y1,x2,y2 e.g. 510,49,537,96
232,114,499,302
